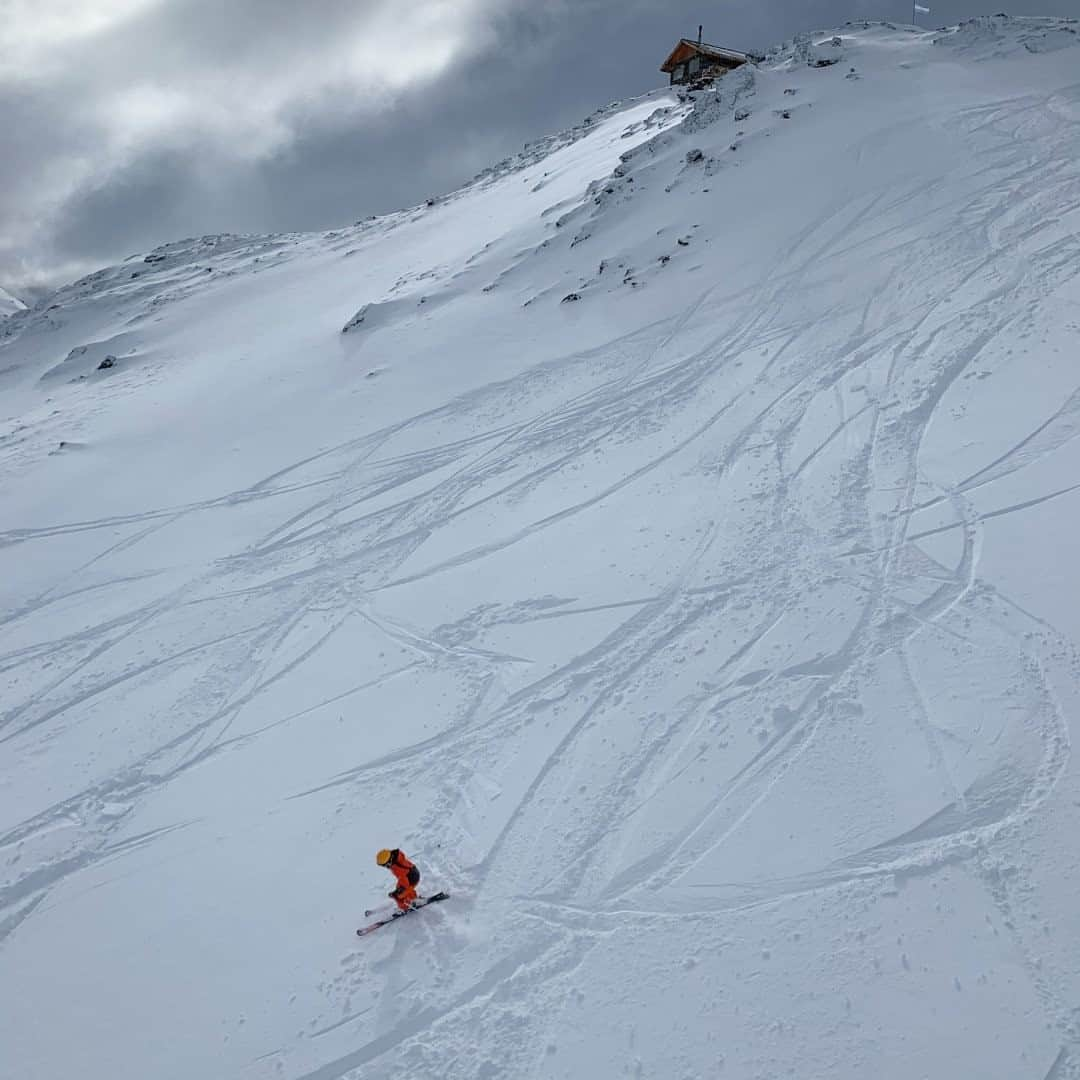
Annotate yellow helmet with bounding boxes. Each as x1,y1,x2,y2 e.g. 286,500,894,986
376,848,393,866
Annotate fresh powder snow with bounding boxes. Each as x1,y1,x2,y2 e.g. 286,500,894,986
2,16,1080,1080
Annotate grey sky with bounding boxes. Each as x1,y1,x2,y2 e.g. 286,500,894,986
0,1,1074,294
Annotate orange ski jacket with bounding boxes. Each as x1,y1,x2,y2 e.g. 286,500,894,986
385,849,419,889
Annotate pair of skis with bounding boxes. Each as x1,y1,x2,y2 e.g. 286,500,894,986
356,891,449,937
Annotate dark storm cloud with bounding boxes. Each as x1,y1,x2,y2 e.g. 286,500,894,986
1,0,1075,294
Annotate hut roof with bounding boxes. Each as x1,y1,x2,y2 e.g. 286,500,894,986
660,39,750,74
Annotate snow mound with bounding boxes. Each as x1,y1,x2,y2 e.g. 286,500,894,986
935,14,1080,58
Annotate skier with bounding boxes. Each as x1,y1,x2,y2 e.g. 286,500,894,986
376,848,420,911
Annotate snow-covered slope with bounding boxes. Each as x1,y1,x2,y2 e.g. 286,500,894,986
3,17,1080,1080
0,285,26,318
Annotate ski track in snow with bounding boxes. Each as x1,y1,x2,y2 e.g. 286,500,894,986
3,20,1080,1080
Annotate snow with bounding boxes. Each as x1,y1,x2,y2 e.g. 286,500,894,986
0,285,26,318
2,17,1080,1080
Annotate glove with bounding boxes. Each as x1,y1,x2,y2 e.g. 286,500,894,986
388,890,398,899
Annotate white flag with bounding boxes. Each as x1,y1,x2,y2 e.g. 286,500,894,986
914,3,930,11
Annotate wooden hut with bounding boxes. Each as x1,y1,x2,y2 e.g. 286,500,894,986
661,30,749,86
